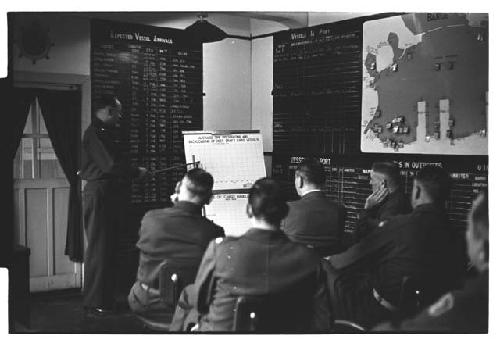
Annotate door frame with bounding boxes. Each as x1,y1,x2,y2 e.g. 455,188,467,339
13,71,90,291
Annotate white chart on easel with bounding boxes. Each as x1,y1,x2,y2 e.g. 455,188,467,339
205,193,251,237
183,131,266,190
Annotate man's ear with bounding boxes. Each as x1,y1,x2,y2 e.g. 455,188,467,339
206,194,214,206
297,175,304,189
414,184,421,201
246,204,253,218
480,240,489,265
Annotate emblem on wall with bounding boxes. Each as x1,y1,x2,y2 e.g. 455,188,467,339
16,19,54,64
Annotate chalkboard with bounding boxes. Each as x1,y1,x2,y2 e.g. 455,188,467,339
91,19,203,292
272,14,488,241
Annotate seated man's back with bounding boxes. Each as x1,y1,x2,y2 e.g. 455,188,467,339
327,166,465,328
370,203,461,305
282,158,345,255
283,191,345,254
372,190,489,333
128,169,224,319
197,228,322,331
136,201,224,286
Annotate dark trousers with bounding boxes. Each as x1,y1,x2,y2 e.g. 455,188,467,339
169,284,198,331
128,281,173,323
322,261,391,329
82,180,124,309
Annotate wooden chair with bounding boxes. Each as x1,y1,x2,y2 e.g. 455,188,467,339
232,274,318,333
332,320,366,333
232,296,263,332
391,276,425,325
136,259,199,332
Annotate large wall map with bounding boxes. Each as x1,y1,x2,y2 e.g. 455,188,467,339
361,13,488,154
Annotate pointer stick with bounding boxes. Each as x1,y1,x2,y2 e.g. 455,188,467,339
149,161,200,175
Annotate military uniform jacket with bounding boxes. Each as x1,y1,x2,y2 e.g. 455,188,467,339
80,120,139,181
282,191,346,255
135,201,225,287
329,203,463,306
355,189,412,241
192,228,329,331
373,270,488,333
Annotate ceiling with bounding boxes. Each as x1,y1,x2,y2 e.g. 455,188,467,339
74,11,374,37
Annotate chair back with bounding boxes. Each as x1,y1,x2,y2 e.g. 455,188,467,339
398,276,424,317
332,319,366,333
158,259,199,310
232,295,263,332
232,273,317,332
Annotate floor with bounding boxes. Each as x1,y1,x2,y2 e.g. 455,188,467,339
11,289,170,333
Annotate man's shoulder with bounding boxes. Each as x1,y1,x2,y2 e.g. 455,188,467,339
383,209,414,226
201,217,225,234
208,235,239,254
292,192,340,208
82,125,97,140
380,190,411,210
142,208,169,223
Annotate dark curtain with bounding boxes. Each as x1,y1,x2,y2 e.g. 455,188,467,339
1,84,35,267
4,87,36,160
38,89,83,263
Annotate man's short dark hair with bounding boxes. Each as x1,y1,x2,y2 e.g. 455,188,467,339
93,94,119,114
184,168,214,205
248,178,289,226
470,190,488,243
296,158,325,186
372,161,401,188
415,165,451,204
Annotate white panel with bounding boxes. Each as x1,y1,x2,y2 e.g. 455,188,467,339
26,188,48,277
53,188,73,275
251,36,274,153
203,38,252,131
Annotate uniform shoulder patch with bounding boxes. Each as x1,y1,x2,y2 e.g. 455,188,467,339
428,292,454,317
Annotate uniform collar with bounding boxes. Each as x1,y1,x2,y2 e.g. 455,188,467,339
301,190,324,199
243,227,285,240
92,119,118,131
173,200,203,215
413,202,442,212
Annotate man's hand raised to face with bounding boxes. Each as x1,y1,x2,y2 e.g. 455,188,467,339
365,186,390,209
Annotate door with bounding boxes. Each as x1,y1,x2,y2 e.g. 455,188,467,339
13,95,82,292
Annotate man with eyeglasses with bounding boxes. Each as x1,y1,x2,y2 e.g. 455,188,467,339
80,94,148,315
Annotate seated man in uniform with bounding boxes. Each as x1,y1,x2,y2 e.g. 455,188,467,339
325,165,464,329
373,190,488,333
354,161,412,241
128,168,225,321
282,158,346,256
170,178,330,332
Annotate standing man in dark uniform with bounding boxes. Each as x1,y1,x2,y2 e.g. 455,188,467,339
373,191,488,333
355,161,412,241
80,95,148,315
282,158,346,256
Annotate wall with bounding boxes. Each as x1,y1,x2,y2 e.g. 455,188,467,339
11,13,92,135
12,13,90,76
203,38,252,130
308,12,375,26
10,12,374,175
251,36,273,151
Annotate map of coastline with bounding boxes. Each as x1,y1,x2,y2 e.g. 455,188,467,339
361,13,488,155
